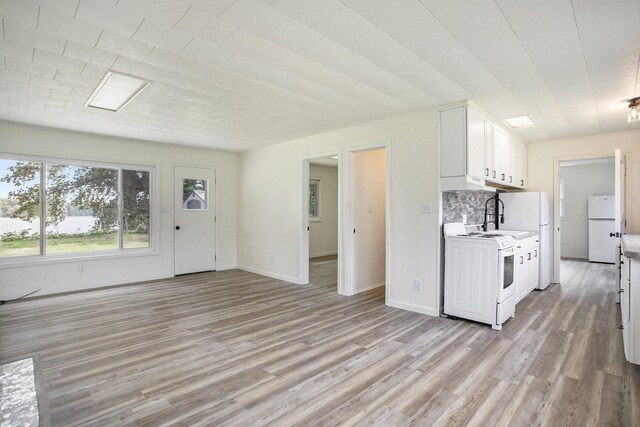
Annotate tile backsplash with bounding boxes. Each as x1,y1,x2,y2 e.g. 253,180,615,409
442,191,496,225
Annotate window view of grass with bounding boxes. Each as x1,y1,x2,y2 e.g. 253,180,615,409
1,159,151,259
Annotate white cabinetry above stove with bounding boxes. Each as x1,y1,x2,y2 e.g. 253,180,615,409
440,102,528,191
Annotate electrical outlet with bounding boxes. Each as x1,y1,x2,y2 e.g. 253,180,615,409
78,264,85,273
414,279,423,291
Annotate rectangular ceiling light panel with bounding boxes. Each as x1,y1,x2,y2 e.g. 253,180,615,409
503,115,535,129
85,71,149,112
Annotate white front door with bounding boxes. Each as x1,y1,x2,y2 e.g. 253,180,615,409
174,166,216,275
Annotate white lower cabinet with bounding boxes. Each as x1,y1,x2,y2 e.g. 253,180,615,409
620,248,640,364
514,236,540,304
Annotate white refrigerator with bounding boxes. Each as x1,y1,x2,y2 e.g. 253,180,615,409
499,192,552,290
588,195,616,264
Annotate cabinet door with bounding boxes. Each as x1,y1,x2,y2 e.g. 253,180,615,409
511,141,522,188
621,256,630,360
499,130,511,183
492,125,502,182
520,144,528,188
530,248,540,292
484,121,494,179
467,109,486,179
515,253,526,303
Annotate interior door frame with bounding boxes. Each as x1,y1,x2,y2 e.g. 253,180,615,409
344,142,391,301
552,152,617,283
301,150,342,292
173,164,218,275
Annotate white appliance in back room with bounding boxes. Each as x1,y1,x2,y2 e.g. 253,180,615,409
588,195,616,264
499,192,552,290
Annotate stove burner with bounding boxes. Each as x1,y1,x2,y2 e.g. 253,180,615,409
480,234,503,238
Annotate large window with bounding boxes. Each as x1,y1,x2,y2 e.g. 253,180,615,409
0,156,153,260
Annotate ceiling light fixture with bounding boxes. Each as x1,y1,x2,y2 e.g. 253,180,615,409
85,71,150,112
503,115,535,129
628,97,640,123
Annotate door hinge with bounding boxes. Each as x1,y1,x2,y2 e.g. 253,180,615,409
214,216,217,223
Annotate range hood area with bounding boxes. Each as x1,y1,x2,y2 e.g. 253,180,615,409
439,101,528,192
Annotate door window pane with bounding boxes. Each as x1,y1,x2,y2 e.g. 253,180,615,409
0,159,41,258
46,164,118,254
123,169,150,248
183,179,207,210
309,179,319,218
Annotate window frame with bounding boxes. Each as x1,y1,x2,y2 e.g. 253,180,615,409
0,152,158,267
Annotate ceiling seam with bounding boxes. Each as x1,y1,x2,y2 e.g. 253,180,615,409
568,0,602,135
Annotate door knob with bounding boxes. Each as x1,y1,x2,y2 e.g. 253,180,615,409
175,226,181,230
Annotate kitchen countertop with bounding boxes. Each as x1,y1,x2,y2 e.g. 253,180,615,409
622,234,640,259
508,231,538,241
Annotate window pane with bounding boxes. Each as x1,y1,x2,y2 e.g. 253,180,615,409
46,164,118,254
0,160,41,258
309,180,319,218
183,179,207,210
123,169,150,249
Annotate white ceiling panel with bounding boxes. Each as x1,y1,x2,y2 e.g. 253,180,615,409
0,0,638,150
37,6,101,46
116,0,190,28
76,0,143,38
0,0,39,28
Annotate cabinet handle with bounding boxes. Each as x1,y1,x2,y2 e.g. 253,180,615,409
492,171,496,178
501,173,505,181
520,256,524,264
509,176,512,183
527,253,531,260
534,250,538,257
521,179,524,186
485,167,489,176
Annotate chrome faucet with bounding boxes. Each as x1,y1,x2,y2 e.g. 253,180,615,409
482,194,505,231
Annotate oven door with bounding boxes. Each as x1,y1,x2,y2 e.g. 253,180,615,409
498,247,516,302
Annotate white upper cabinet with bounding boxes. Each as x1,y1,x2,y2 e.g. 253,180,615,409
467,108,486,179
440,102,528,190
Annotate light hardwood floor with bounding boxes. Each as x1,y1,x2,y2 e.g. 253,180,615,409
1,258,639,426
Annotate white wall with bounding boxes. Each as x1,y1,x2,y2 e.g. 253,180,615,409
560,161,614,259
309,164,338,258
0,120,237,299
238,110,441,316
352,148,386,293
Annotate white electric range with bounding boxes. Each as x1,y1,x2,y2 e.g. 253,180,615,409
443,224,517,330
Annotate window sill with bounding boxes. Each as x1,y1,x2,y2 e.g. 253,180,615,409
0,249,160,269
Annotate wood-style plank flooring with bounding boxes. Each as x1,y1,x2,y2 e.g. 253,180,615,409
1,257,639,426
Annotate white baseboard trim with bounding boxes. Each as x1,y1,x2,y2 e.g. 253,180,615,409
216,265,238,271
387,299,439,317
237,265,299,284
309,251,338,258
1,273,173,300
354,281,385,294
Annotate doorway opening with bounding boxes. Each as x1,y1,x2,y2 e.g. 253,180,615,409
347,147,387,298
553,150,625,288
559,157,615,263
307,156,339,291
